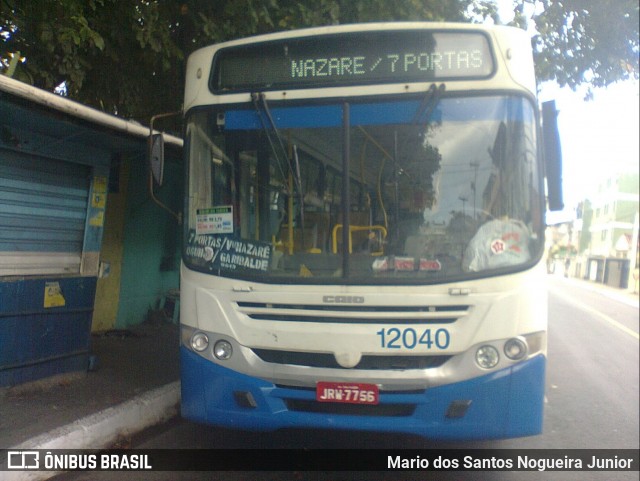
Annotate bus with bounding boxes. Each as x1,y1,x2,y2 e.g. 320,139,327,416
168,22,563,440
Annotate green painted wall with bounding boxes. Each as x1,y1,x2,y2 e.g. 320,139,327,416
115,154,182,327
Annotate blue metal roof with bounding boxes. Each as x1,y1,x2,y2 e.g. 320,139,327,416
0,75,182,162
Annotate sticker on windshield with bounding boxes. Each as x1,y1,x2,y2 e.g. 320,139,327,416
187,230,272,273
196,206,233,235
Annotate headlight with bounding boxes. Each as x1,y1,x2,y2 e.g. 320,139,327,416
214,340,233,360
504,337,528,360
190,332,209,352
476,345,499,369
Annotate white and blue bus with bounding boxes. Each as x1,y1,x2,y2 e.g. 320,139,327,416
173,22,563,440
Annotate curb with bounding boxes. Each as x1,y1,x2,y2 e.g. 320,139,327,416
4,381,180,481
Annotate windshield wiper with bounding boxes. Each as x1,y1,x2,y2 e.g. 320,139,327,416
252,92,306,246
412,83,445,125
251,92,290,191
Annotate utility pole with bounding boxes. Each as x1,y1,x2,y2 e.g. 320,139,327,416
459,195,468,219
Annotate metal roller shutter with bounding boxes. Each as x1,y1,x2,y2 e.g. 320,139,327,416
0,148,90,276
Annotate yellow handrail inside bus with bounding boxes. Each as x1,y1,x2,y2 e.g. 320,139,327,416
331,224,387,256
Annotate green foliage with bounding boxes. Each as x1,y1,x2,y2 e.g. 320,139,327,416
1,1,105,88
0,0,477,121
1,0,638,123
515,0,639,95
1,0,184,119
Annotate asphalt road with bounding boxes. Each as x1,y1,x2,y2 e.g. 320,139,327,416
54,276,639,481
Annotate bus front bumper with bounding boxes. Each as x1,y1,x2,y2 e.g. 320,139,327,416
180,347,545,440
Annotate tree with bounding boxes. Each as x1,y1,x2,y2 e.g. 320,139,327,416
513,0,639,97
0,0,183,120
1,0,638,122
1,0,480,121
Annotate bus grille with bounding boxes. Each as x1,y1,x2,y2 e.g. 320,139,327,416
252,349,451,370
236,301,469,324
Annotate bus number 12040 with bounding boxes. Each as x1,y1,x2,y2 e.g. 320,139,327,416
376,327,450,350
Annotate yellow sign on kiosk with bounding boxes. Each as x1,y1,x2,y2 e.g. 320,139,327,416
44,281,66,308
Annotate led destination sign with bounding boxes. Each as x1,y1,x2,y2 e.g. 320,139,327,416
211,30,494,92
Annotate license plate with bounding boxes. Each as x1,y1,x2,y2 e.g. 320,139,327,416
316,382,379,405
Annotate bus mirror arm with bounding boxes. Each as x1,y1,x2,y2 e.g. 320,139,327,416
148,111,183,223
542,100,564,212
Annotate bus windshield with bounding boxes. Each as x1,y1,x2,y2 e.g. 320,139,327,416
184,93,543,284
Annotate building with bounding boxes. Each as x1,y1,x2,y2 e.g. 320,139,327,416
572,173,639,289
0,75,183,387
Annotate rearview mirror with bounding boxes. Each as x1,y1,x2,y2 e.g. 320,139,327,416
542,100,564,212
149,133,165,187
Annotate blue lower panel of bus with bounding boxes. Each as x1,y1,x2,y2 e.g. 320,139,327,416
180,347,545,440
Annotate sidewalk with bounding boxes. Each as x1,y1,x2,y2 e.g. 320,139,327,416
0,320,180,480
